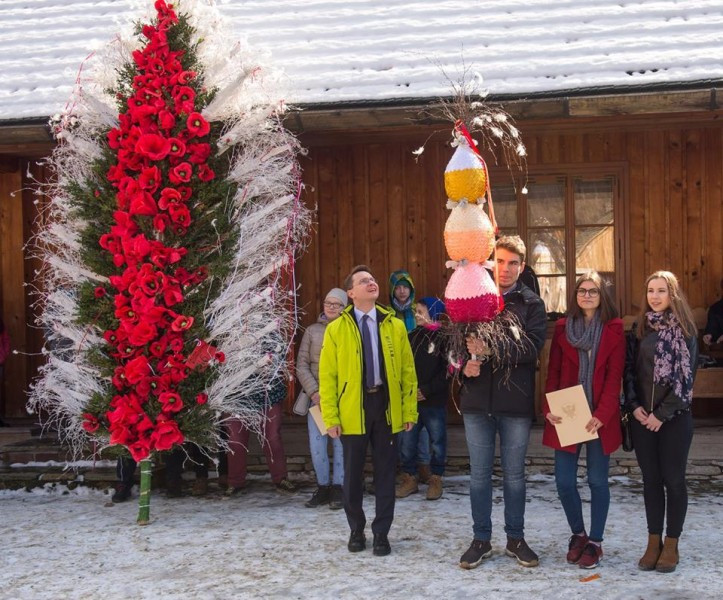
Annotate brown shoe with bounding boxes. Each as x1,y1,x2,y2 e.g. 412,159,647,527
395,472,418,498
191,478,208,497
638,534,663,571
418,463,431,484
655,537,679,573
426,474,443,501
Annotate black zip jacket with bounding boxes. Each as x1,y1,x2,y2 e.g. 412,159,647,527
623,327,699,421
460,282,547,418
409,325,449,407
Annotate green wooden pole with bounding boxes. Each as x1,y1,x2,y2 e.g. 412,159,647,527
137,457,152,525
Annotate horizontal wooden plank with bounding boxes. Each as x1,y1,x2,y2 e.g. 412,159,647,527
569,90,713,117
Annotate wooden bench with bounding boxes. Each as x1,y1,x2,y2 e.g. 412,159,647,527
693,368,723,399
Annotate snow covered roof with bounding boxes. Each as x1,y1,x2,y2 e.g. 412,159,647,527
1,0,723,121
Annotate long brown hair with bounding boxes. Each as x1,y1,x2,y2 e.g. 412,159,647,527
567,271,618,323
635,270,697,338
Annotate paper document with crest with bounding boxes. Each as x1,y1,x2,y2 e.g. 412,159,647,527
308,404,327,436
546,385,598,447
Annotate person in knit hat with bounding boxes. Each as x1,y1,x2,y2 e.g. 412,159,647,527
297,288,348,509
388,270,416,333
388,270,432,482
396,297,450,501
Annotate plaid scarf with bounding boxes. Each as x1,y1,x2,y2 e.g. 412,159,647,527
646,310,694,406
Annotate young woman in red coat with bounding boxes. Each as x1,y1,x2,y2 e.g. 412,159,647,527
543,271,625,569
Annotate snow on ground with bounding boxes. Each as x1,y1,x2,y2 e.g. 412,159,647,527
1,475,721,599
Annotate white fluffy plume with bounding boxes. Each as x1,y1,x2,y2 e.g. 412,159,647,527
27,0,312,459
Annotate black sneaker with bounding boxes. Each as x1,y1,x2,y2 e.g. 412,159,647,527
111,484,132,504
329,485,343,510
348,530,366,553
459,539,492,569
373,533,391,556
305,485,331,508
505,537,540,567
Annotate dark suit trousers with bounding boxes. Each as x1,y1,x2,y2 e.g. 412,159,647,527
341,389,397,536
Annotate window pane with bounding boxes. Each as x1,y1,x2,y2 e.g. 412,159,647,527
538,275,567,314
574,178,613,225
492,185,517,229
576,226,614,273
527,181,565,226
528,228,566,275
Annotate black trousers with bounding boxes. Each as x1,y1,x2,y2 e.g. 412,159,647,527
116,445,216,486
341,389,397,536
632,411,693,538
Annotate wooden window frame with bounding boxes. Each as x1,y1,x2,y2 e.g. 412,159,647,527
490,162,630,316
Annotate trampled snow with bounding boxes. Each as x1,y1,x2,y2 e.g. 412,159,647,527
1,475,721,599
1,0,723,120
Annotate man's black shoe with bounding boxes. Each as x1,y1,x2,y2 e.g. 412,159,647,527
459,539,492,569
111,484,132,504
348,530,366,553
372,533,391,556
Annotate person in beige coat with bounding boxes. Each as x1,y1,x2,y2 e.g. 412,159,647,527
297,288,347,509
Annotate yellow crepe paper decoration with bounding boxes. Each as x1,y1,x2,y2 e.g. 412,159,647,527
444,143,487,203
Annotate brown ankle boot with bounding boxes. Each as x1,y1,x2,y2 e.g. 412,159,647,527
655,537,679,573
638,534,663,571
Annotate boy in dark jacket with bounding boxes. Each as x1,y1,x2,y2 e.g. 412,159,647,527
459,236,547,570
396,297,449,501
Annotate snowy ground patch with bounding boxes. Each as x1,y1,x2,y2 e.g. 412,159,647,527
1,476,721,599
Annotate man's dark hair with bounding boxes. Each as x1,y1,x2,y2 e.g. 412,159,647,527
344,264,372,291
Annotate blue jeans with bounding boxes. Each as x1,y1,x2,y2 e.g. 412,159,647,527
308,412,344,486
464,413,532,541
399,404,447,476
554,438,610,542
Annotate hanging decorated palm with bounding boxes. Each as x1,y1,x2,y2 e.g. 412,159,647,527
27,0,311,524
417,76,530,372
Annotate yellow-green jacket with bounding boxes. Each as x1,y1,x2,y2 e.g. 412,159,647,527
319,304,418,434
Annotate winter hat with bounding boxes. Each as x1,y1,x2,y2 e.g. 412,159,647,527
419,297,446,322
325,288,348,306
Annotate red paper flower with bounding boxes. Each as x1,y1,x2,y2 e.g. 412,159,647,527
169,162,192,184
94,287,107,299
135,133,171,160
150,416,184,451
159,391,183,414
186,112,210,137
81,413,100,433
170,314,194,332
195,393,208,405
197,164,215,182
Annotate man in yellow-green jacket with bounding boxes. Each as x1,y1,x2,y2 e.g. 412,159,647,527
319,264,417,557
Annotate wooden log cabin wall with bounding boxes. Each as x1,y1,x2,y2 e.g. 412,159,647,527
296,110,723,326
1,99,722,421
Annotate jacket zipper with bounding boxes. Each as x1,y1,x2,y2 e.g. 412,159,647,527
650,371,655,414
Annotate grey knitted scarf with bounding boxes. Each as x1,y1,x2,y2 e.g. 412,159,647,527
565,313,604,408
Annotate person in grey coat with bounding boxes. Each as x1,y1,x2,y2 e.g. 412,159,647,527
297,288,347,509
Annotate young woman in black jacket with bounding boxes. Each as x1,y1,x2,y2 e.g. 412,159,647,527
624,271,698,573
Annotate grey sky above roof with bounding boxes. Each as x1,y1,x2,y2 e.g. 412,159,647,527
1,0,722,121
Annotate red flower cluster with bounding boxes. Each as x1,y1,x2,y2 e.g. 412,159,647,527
98,0,216,462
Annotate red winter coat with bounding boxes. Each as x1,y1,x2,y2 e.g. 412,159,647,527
542,317,625,455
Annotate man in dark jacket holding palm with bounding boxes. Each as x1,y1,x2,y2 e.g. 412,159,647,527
459,236,547,570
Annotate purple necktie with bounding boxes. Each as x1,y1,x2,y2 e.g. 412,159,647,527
361,315,375,389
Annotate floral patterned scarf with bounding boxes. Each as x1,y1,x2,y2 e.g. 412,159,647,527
646,310,694,406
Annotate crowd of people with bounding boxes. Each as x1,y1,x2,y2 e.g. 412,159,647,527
100,234,707,573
